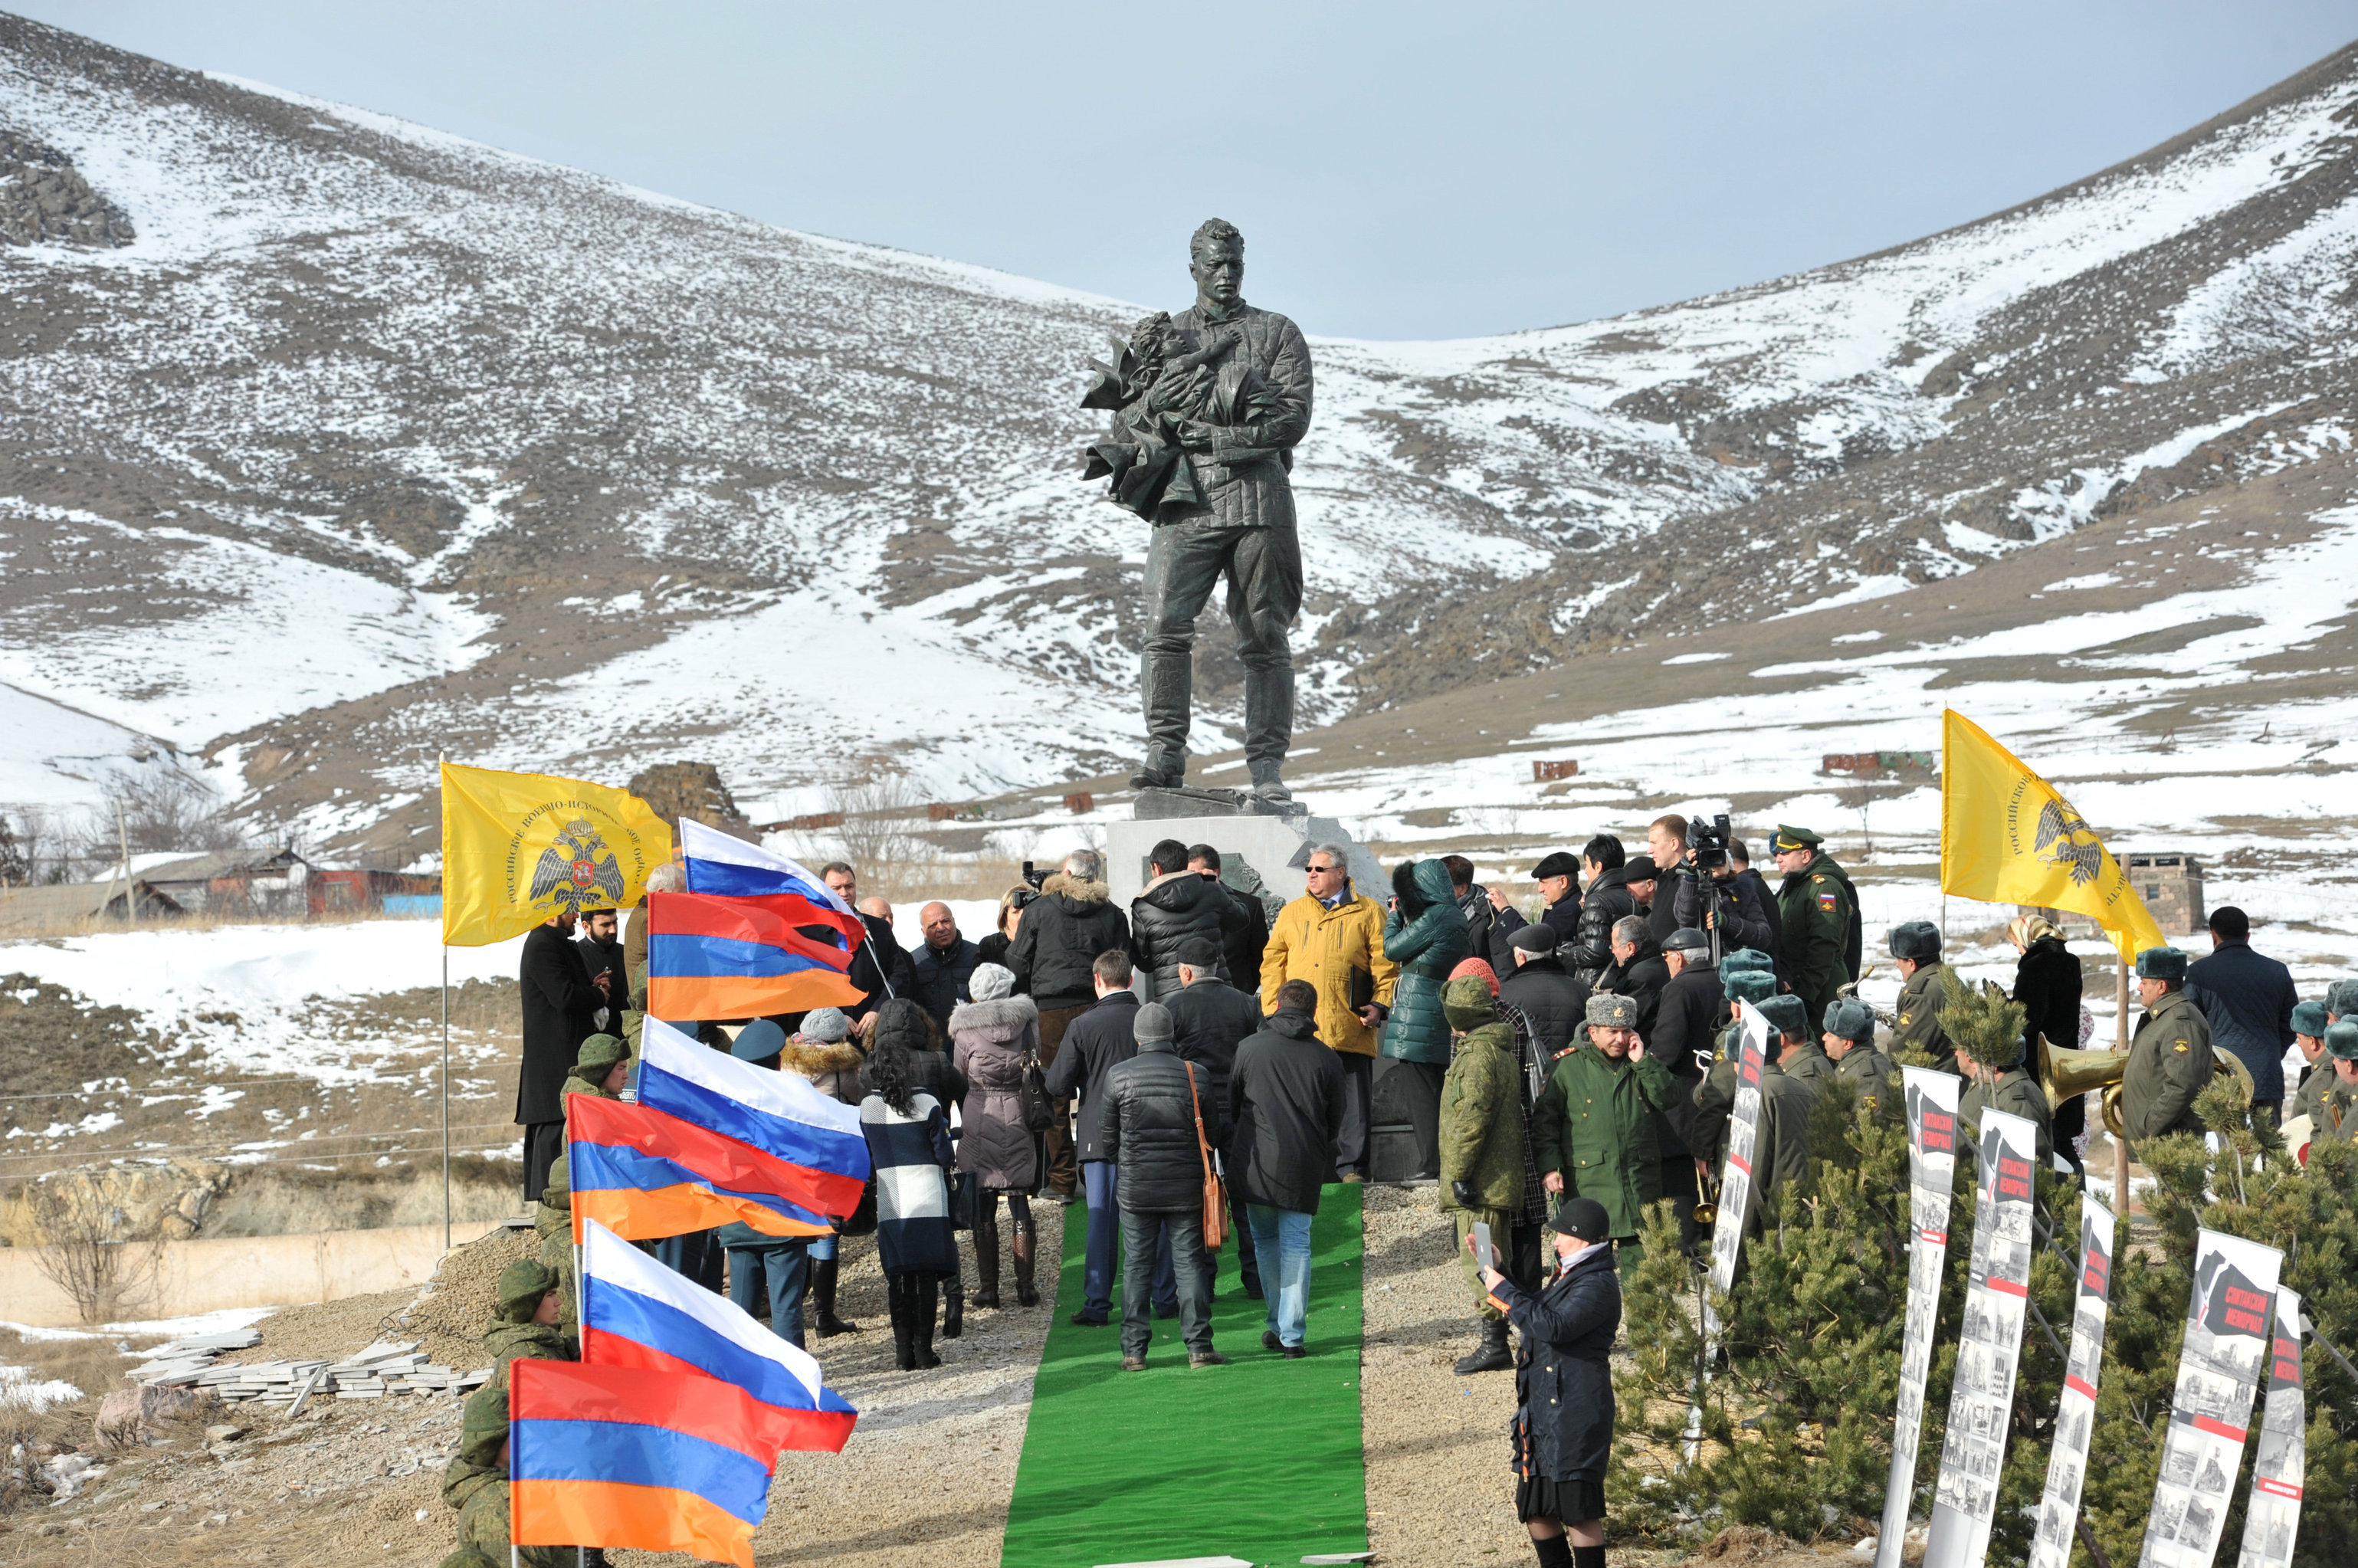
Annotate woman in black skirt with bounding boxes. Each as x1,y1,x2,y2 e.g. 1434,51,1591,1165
1473,1195,1618,1568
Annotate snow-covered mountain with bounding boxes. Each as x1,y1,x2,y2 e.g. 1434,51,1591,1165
1,14,2353,861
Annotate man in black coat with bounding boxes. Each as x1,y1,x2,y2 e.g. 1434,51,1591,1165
1651,928,1722,1254
1598,915,1671,1045
1009,848,1131,1200
908,901,980,1033
1668,854,1779,960
1189,844,1270,987
2186,904,2298,1127
1488,850,1582,971
1164,937,1268,1297
1100,1001,1229,1369
820,863,917,1038
1133,838,1231,999
1442,855,1497,973
1227,978,1346,1357
517,909,603,1205
1569,838,1635,986
1044,951,1169,1325
1500,926,1590,1058
1728,840,1785,982
576,908,629,1033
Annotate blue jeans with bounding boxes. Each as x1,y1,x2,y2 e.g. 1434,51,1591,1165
726,1240,812,1348
1080,1162,1173,1320
1246,1205,1314,1347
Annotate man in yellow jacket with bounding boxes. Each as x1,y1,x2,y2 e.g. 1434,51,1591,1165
1261,842,1397,1181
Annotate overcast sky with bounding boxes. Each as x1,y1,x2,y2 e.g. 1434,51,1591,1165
21,2,2357,339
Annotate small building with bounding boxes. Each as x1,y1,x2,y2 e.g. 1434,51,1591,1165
0,877,181,935
2124,852,2206,934
140,847,311,918
307,868,441,917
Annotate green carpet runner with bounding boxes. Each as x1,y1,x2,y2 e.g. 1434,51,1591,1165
1002,1186,1368,1567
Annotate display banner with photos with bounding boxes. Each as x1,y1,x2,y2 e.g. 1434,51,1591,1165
2027,1194,2117,1568
2138,1229,2284,1568
1706,1000,1773,1297
1922,1107,2040,1568
1874,1067,1963,1568
2231,1288,2307,1568
1685,1001,1773,1464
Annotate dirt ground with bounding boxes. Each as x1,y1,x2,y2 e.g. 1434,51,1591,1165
1,1205,1065,1568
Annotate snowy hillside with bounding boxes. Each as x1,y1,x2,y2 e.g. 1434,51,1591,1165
0,15,2353,860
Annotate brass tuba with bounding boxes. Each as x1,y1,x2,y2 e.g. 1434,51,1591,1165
2041,1038,2255,1137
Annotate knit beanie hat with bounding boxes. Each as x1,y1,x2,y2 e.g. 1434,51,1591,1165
969,963,1016,1002
1443,976,1498,1031
798,1007,851,1043
495,1259,559,1324
1134,1002,1175,1045
1447,956,1500,996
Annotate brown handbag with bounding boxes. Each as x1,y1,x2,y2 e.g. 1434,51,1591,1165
1187,1062,1228,1251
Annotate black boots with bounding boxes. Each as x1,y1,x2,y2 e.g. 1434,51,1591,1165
1011,1215,1038,1307
813,1255,858,1337
1454,1317,1514,1375
942,1278,964,1340
971,1209,1002,1310
887,1275,942,1371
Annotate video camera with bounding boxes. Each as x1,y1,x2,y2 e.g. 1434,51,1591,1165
1021,860,1049,892
1687,813,1733,874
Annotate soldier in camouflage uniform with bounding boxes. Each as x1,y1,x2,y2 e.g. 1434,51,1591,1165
1769,826,1859,1035
533,1154,579,1323
2288,1000,2332,1130
2120,946,2215,1142
1687,954,1776,1173
439,1386,570,1568
567,1032,632,1100
1885,920,1960,1075
2307,1020,2358,1150
1822,996,1896,1117
485,1258,577,1388
1750,995,1823,1199
1957,1022,2053,1169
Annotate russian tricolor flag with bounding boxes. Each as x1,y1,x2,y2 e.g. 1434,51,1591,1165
650,819,874,1019
635,1016,869,1214
510,1357,776,1568
581,1218,859,1455
679,818,867,941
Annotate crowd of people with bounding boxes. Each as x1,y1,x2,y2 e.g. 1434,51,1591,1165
494,817,2358,1568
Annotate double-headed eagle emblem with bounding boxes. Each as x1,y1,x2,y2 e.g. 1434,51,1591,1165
529,818,625,910
2032,799,2106,886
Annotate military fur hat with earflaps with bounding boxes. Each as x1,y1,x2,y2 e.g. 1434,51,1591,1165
1940,963,2030,1068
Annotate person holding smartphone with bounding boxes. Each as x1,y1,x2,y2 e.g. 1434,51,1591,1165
1471,1195,1618,1568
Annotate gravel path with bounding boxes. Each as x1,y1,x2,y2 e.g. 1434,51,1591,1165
1360,1183,1533,1566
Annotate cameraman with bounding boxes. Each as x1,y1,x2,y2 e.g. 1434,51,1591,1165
1668,823,1776,959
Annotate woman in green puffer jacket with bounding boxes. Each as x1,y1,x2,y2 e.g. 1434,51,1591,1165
1382,858,1471,1066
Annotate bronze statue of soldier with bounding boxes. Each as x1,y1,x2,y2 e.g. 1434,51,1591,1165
1080,218,1313,803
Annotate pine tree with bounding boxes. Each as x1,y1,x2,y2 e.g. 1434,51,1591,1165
2074,1081,2358,1568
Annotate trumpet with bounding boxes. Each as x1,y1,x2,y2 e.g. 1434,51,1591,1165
2041,1038,2255,1138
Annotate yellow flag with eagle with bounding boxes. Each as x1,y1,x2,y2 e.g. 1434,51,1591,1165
1939,709,2165,963
440,763,673,947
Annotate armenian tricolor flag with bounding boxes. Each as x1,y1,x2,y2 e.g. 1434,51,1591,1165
635,1017,869,1212
569,1094,838,1241
510,1358,774,1568
647,886,867,1019
580,1219,858,1454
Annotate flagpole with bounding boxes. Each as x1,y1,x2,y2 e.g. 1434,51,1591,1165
2114,954,2132,1218
441,751,452,1253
